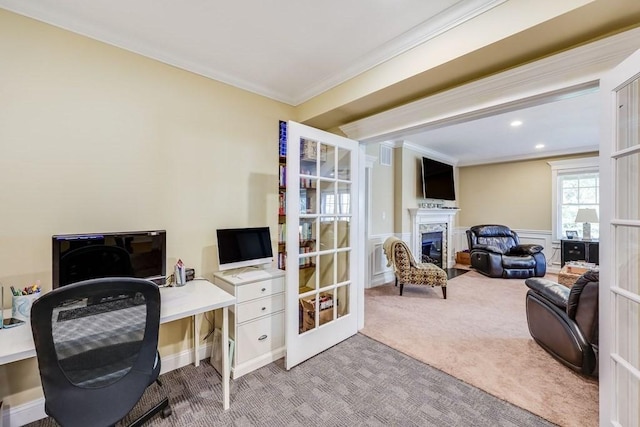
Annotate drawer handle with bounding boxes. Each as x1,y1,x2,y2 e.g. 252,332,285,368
261,287,267,292
261,307,267,311
258,334,268,341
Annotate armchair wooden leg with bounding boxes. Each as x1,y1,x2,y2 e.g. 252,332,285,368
442,287,447,299
395,277,398,287
399,283,404,296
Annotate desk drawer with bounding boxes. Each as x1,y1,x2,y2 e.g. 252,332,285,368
236,294,284,324
236,277,285,302
236,312,284,364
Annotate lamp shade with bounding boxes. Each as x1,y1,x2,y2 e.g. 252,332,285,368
575,208,599,224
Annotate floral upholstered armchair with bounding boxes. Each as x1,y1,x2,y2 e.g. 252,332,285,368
383,236,448,298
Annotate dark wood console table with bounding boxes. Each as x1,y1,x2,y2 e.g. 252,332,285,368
561,239,599,267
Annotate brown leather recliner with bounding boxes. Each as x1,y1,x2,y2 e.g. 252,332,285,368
525,270,599,376
466,225,546,278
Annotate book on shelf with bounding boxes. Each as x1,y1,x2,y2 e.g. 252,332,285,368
278,192,286,215
278,252,287,270
279,120,287,157
279,164,286,187
278,223,286,244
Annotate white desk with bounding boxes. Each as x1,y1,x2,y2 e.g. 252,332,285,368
0,279,236,410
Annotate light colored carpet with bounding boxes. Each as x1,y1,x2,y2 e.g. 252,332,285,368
361,270,599,427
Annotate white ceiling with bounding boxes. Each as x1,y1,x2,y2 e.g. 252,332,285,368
1,0,600,165
398,89,600,166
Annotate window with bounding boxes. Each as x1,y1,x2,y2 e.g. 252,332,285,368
549,158,599,241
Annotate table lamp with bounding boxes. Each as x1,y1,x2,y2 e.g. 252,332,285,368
575,208,599,240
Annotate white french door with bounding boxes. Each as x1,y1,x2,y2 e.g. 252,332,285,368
284,121,359,370
600,48,640,426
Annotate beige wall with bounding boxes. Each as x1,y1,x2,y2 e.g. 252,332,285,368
457,153,598,230
0,10,294,406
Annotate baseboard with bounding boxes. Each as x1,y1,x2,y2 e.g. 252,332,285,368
371,270,395,287
3,343,214,426
231,348,285,379
1,397,46,427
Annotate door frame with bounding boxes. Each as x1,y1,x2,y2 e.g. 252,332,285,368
345,28,640,423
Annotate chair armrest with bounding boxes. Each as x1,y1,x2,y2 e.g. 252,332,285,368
509,244,543,255
525,277,569,310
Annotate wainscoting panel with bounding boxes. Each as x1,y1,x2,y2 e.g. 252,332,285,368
369,234,396,287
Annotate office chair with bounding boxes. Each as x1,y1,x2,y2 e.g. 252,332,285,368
31,278,171,427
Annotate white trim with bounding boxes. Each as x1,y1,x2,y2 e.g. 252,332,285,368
339,28,640,151
400,141,458,166
1,398,46,427
548,156,599,241
231,348,285,379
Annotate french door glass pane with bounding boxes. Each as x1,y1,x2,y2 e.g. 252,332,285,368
320,181,335,215
337,148,351,180
319,144,336,178
300,185,317,215
336,285,350,317
298,258,316,293
337,250,350,283
615,360,640,426
337,183,351,215
318,253,335,289
615,226,640,294
617,76,640,151
616,153,640,221
337,217,350,248
319,289,335,326
300,218,316,248
319,219,336,250
298,290,336,333
614,295,640,372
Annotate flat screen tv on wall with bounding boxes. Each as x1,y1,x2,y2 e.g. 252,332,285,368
216,227,273,271
421,157,456,201
52,230,167,288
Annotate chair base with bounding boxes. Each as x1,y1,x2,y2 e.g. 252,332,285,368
396,277,446,299
128,396,171,427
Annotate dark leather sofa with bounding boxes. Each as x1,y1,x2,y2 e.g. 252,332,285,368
466,225,546,278
525,271,599,376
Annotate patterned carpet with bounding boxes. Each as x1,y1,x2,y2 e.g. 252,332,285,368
27,334,554,426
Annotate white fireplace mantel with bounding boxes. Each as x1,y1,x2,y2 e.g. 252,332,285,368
408,208,459,268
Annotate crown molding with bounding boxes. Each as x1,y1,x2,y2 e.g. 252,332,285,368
399,141,459,166
340,27,640,142
456,145,599,167
293,0,507,105
0,0,506,106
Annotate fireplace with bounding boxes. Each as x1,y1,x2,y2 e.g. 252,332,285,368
409,208,459,269
421,231,444,268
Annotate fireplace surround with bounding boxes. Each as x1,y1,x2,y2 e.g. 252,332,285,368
409,208,459,269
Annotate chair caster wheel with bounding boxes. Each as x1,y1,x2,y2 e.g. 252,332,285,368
162,406,172,418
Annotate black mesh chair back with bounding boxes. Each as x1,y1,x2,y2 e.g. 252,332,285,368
31,277,169,427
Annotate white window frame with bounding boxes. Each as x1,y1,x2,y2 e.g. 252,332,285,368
548,157,599,242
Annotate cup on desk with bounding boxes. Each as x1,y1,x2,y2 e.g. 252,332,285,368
12,292,41,322
174,266,186,287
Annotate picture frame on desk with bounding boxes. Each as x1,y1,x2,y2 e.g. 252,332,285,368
566,230,578,239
